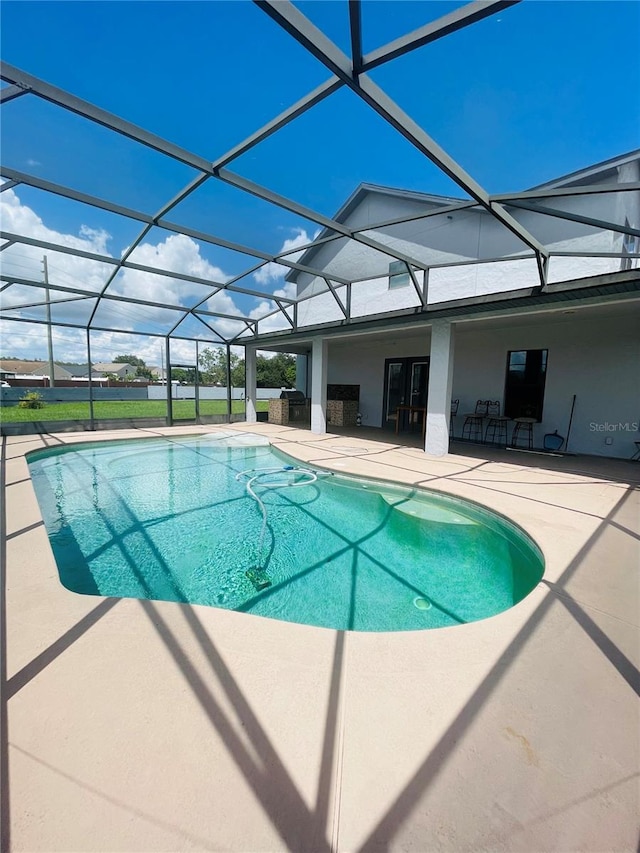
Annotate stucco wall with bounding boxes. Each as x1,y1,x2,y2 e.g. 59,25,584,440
326,312,639,459
451,313,639,458
327,333,432,428
284,169,638,332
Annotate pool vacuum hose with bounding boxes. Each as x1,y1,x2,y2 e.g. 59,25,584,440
235,465,318,589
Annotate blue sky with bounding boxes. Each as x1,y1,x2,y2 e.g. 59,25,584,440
1,0,639,363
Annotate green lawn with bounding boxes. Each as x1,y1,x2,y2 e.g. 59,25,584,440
0,399,269,423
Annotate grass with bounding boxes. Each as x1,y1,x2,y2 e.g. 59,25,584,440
0,399,269,423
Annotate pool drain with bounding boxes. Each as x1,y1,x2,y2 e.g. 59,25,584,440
413,597,432,610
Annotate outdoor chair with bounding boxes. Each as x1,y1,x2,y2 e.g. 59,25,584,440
462,399,488,442
511,417,536,450
484,401,510,446
450,399,459,438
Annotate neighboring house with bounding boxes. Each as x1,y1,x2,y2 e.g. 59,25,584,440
0,360,73,380
0,360,140,383
59,364,114,380
58,363,92,378
245,151,640,460
92,362,137,379
149,366,167,381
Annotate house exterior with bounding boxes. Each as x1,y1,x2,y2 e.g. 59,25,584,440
58,363,92,378
0,360,74,380
0,361,135,381
243,151,640,460
91,362,137,379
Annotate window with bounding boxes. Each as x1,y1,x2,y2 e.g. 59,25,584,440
388,260,410,289
504,349,548,421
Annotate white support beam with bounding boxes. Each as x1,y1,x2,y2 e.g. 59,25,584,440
425,320,455,456
310,337,328,434
296,354,308,396
244,347,258,423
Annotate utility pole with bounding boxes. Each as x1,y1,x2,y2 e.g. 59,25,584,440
43,255,55,388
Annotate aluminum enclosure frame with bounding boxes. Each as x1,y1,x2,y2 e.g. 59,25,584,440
1,0,639,393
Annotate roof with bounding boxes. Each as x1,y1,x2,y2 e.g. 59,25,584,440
92,363,135,372
285,150,640,282
0,360,45,374
284,184,468,281
58,363,91,377
0,359,70,377
530,148,640,191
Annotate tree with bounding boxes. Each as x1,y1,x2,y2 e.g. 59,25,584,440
113,353,152,381
199,348,244,386
198,348,226,385
170,367,201,383
113,354,146,368
197,348,296,388
230,358,245,387
134,366,154,381
256,353,296,388
171,368,190,383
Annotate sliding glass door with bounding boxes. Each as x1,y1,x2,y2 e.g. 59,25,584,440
382,356,429,430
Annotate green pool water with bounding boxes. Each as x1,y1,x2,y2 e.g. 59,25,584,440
27,433,544,632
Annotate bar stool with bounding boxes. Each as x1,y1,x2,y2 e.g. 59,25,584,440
462,399,488,442
450,399,459,438
484,401,510,446
511,417,536,449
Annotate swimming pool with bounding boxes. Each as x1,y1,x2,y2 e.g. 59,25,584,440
28,433,544,632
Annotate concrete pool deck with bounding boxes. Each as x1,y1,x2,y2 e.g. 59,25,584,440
2,423,638,852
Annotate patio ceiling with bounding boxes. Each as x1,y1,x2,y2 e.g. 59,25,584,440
1,1,639,352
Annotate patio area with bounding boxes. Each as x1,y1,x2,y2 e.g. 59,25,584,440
2,423,638,852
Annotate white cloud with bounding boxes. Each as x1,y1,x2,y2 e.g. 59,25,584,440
0,188,115,331
249,229,318,334
246,280,297,335
253,228,316,284
101,233,234,332
0,319,197,367
1,186,113,288
273,281,297,301
0,189,305,362
123,233,228,301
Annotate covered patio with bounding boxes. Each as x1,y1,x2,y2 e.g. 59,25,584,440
250,292,640,460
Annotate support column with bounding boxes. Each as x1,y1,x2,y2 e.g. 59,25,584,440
244,346,257,423
425,321,455,456
310,338,328,434
165,337,173,426
86,328,95,430
295,354,308,395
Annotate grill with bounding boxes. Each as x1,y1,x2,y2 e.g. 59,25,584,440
279,390,306,403
279,389,310,423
